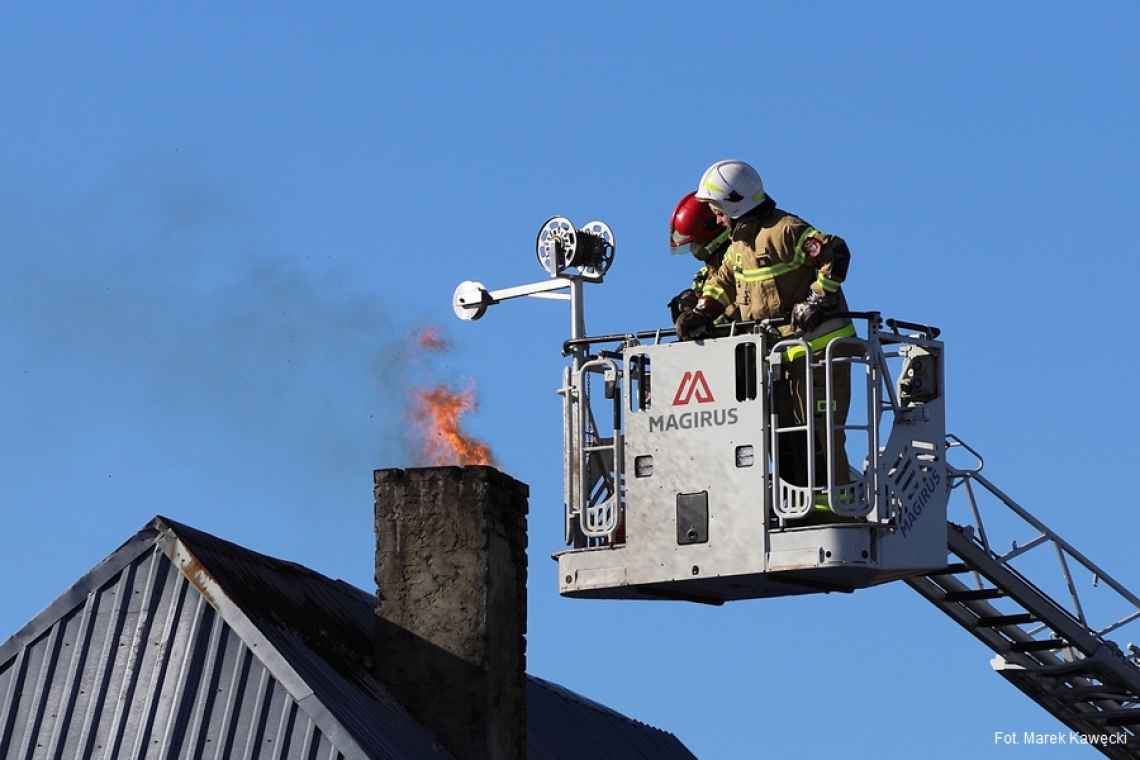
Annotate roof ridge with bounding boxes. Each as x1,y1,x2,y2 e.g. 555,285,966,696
154,514,364,590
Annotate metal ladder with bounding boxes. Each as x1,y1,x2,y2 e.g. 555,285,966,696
905,436,1140,758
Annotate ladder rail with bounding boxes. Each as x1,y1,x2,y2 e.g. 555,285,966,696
907,579,1135,755
963,467,1140,624
943,525,1126,663
909,529,1140,757
947,455,1140,649
907,435,1140,757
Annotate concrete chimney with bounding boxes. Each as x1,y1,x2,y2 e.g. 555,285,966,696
373,466,528,760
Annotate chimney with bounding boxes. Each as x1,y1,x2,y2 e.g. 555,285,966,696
373,466,528,760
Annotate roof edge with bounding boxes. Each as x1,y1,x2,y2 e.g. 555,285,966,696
0,519,162,666
527,676,696,758
528,674,685,740
152,522,376,760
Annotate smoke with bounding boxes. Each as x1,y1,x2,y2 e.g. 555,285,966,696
0,160,408,519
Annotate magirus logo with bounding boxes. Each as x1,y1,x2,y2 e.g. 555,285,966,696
900,468,942,538
650,370,739,432
671,370,715,406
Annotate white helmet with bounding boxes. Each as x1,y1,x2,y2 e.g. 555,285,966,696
695,160,766,219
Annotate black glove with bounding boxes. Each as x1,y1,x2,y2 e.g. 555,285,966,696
790,291,837,332
674,308,712,341
667,288,699,322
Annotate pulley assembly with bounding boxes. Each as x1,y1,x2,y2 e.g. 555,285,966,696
452,214,615,322
535,216,615,279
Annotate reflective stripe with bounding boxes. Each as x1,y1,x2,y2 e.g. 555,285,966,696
707,228,730,250
817,273,842,293
812,494,862,519
735,256,804,283
731,226,819,284
794,227,822,258
783,323,857,362
702,178,725,195
692,266,709,291
702,283,730,305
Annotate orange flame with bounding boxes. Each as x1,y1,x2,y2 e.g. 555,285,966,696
412,384,495,466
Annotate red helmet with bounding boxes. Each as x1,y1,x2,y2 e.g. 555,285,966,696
670,191,725,253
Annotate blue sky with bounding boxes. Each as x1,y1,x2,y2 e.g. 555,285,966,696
3,4,1139,757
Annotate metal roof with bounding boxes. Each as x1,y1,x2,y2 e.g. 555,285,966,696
0,516,696,760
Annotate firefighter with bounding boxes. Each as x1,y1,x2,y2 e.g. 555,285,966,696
667,192,736,324
675,159,857,518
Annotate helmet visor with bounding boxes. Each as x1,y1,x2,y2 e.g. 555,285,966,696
670,227,694,253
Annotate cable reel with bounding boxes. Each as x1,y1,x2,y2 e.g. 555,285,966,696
535,216,577,277
576,220,615,279
453,216,615,323
535,216,616,279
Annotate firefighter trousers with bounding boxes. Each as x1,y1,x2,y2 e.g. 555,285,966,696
774,353,853,496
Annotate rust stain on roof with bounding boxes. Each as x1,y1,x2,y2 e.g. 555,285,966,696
177,550,220,608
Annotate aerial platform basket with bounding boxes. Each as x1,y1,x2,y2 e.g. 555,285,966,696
453,216,948,604
556,314,947,604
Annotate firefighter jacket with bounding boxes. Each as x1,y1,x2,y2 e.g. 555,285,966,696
700,204,853,357
692,259,737,323
692,262,716,293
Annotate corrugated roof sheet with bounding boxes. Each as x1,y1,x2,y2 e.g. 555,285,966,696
0,516,696,760
0,530,362,760
527,677,697,760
